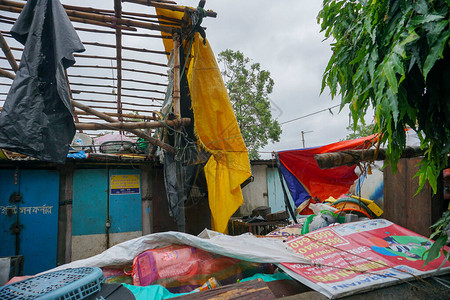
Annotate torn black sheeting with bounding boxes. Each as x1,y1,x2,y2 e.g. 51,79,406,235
0,0,84,163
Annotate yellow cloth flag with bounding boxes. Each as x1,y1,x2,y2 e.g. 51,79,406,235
187,35,251,233
156,8,251,233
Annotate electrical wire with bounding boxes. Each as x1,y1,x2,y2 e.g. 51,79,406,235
280,104,340,125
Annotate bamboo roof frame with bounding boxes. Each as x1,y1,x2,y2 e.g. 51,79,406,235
0,0,217,155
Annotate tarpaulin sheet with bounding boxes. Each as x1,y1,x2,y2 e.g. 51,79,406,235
279,219,450,299
278,135,377,207
44,230,310,274
156,8,251,233
0,0,84,163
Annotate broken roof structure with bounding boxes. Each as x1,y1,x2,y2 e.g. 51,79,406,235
0,0,252,234
0,0,216,153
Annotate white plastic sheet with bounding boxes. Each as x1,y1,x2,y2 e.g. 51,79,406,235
45,230,311,274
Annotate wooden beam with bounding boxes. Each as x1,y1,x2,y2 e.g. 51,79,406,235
66,74,168,87
0,68,14,79
64,69,83,133
69,64,168,77
71,89,165,98
123,0,218,18
71,100,175,153
75,118,190,130
0,2,138,31
314,146,426,169
71,103,162,114
0,32,18,72
74,53,167,68
82,41,169,55
71,27,171,38
0,0,178,33
68,81,165,93
74,110,158,120
72,97,162,108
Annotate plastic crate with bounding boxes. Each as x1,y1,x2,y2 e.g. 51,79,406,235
0,267,103,300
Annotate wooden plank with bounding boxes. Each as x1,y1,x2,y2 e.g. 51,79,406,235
172,279,275,299
383,158,433,236
266,279,313,298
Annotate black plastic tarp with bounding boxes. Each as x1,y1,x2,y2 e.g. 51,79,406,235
0,0,84,163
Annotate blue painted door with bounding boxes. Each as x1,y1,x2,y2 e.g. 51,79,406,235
72,169,142,257
72,169,108,236
0,170,59,275
267,168,296,219
109,169,142,233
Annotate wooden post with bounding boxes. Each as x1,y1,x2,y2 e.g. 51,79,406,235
172,33,181,117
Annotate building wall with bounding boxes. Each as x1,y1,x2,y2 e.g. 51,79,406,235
239,164,269,216
0,161,157,269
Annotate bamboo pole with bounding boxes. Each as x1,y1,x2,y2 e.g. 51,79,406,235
314,146,426,169
82,41,169,55
66,74,168,87
114,0,123,124
172,33,181,116
74,53,167,68
0,0,177,33
71,100,175,153
72,104,161,114
0,32,18,72
0,15,15,22
71,28,171,39
0,3,138,31
123,0,217,18
68,15,137,31
68,81,166,93
71,89,165,98
0,68,14,79
0,19,14,26
72,97,163,108
75,118,190,130
64,69,82,133
9,47,169,71
61,3,181,26
69,65,168,77
72,98,162,108
74,110,158,120
74,106,161,114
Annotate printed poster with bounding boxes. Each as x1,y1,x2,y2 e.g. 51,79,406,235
280,219,450,298
110,174,140,195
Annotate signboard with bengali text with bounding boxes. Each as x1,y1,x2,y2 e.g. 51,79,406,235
110,174,140,195
280,219,450,298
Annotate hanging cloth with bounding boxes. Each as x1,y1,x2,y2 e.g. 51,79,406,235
0,0,84,163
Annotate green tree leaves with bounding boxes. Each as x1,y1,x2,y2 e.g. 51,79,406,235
218,50,282,160
319,0,450,264
319,0,449,188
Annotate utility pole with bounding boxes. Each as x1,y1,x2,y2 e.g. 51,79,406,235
301,130,313,148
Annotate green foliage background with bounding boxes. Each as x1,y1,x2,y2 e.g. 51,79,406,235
318,0,449,263
218,50,282,160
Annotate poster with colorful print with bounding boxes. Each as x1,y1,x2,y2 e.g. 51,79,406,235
280,219,450,298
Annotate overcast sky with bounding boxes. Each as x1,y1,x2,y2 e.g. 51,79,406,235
177,0,363,157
